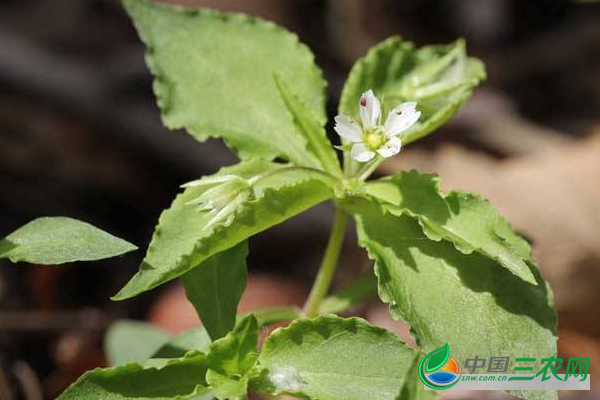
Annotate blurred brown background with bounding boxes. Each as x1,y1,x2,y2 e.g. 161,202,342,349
0,0,599,399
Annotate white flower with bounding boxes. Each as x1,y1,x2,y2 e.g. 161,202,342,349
334,90,420,162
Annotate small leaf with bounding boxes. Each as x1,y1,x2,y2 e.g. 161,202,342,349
206,369,248,400
274,75,342,178
0,217,137,265
182,242,248,341
114,159,336,300
122,0,327,169
208,315,259,377
252,315,416,400
346,198,557,400
57,352,209,400
366,170,537,284
424,344,449,373
318,269,378,314
250,306,301,327
339,37,484,173
152,328,212,359
105,320,169,366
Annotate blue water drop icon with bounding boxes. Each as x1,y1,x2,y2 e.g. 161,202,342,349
429,372,457,384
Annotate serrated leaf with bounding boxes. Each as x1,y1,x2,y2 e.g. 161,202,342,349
366,170,537,284
340,37,484,144
208,315,259,377
347,198,557,400
58,352,209,400
122,0,328,169
339,37,484,173
114,159,336,300
318,269,378,314
424,343,449,373
153,328,212,359
182,242,248,341
274,75,342,177
105,320,169,366
0,217,137,265
252,315,416,400
206,369,248,400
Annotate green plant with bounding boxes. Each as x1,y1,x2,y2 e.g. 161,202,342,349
0,0,557,399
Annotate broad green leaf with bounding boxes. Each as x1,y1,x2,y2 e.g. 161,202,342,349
114,159,337,300
366,170,537,284
123,0,328,169
0,217,137,265
153,328,212,359
339,37,484,144
208,315,259,377
182,242,248,341
347,198,557,400
397,354,438,400
318,269,377,314
105,320,169,366
58,352,209,400
252,315,416,400
274,75,342,177
339,37,484,173
206,369,248,400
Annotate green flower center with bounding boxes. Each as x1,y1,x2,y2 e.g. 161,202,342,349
364,127,386,151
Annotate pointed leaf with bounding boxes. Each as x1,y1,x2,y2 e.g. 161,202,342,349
58,352,209,400
105,320,169,366
0,217,137,265
182,242,248,341
206,369,248,400
339,37,484,173
250,306,301,328
274,75,342,177
346,198,557,400
366,170,537,284
152,328,212,359
252,315,416,400
208,315,259,377
114,159,337,300
122,0,327,169
340,37,484,145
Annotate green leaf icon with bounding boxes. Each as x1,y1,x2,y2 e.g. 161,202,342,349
425,343,450,372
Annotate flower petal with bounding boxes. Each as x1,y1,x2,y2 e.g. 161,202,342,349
359,90,381,129
384,102,420,137
351,143,376,162
376,136,402,158
334,115,363,142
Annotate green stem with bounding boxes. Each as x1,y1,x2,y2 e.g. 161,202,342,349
302,207,348,318
356,157,384,181
343,153,350,178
